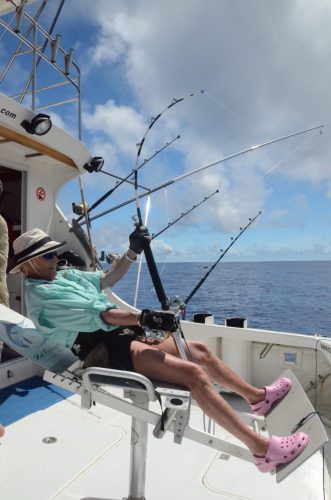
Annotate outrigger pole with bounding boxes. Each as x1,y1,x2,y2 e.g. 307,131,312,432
82,123,324,225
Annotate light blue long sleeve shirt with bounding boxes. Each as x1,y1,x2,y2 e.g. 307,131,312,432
25,269,118,348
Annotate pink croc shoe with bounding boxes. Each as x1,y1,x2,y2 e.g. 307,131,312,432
254,433,309,473
251,377,292,416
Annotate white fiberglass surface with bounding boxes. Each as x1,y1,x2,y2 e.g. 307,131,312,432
0,391,328,500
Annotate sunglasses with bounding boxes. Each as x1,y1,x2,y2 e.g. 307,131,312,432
42,251,58,260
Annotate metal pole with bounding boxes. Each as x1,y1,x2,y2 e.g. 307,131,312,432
127,391,149,500
76,69,96,270
31,23,36,111
19,0,66,103
0,0,47,84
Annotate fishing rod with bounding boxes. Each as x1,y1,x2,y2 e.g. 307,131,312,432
76,134,180,223
183,210,262,308
134,195,151,308
151,189,219,240
132,92,204,309
99,170,150,191
132,92,206,361
82,123,324,225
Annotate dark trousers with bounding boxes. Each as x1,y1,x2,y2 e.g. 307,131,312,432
72,327,143,371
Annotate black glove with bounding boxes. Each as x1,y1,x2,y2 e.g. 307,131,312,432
129,225,151,254
140,309,177,332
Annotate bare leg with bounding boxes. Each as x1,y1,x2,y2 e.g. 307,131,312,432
153,337,265,405
0,423,5,437
131,340,269,457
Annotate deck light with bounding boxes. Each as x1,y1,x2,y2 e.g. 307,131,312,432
21,113,52,136
83,157,104,173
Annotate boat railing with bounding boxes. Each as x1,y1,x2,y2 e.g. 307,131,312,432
0,0,81,137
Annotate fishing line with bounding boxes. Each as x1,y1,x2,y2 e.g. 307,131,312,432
76,135,180,223
258,128,322,181
85,123,324,224
164,188,170,230
133,90,205,227
149,204,172,296
204,91,260,133
183,211,262,307
133,195,151,308
151,190,219,240
150,187,171,284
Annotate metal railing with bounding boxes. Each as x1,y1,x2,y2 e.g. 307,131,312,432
0,0,82,138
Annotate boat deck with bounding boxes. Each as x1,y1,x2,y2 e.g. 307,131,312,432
0,377,329,500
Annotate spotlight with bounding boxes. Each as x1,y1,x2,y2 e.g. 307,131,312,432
21,113,52,136
83,157,104,173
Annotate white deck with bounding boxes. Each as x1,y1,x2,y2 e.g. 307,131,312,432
1,387,329,500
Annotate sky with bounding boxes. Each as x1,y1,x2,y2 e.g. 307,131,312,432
2,0,331,262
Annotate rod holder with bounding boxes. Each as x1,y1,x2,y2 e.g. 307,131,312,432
51,34,61,63
15,1,26,33
64,48,74,75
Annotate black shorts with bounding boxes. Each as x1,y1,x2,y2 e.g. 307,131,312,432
71,327,143,372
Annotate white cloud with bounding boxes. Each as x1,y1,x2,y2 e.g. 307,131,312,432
56,0,331,259
150,239,173,256
83,99,146,158
75,2,331,188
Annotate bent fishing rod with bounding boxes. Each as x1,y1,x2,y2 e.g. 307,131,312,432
132,92,205,309
132,92,207,361
82,123,324,225
151,189,219,240
183,210,262,309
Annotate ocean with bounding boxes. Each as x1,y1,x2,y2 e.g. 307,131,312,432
109,260,331,337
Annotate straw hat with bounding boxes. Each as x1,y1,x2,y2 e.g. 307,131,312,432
10,228,67,273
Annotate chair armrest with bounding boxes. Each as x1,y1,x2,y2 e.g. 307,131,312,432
82,367,158,401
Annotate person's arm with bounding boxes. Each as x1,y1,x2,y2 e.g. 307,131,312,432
100,308,141,326
100,308,178,331
100,248,137,289
100,225,151,290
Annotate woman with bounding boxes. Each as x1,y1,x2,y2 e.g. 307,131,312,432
10,228,309,473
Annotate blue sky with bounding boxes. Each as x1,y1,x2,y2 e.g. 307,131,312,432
2,0,331,262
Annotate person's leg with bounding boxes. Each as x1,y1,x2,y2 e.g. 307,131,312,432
0,423,5,437
130,340,269,457
153,337,264,405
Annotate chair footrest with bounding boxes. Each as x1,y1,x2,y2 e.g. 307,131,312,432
266,369,328,482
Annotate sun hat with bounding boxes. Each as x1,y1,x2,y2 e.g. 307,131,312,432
10,228,67,273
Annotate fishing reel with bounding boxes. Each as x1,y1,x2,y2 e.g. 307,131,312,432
142,329,172,342
168,295,185,314
99,251,121,264
72,201,89,216
141,297,185,342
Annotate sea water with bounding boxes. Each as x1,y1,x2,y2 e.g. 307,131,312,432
109,260,331,337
